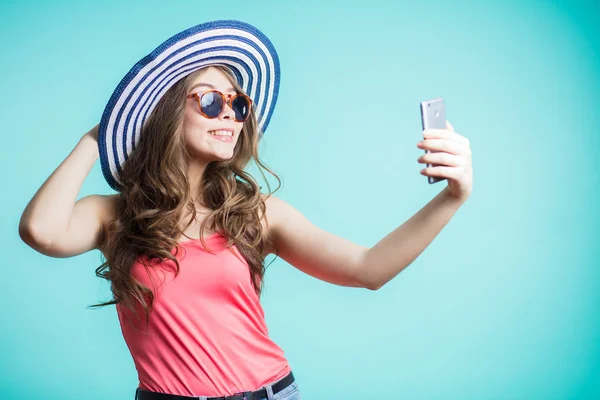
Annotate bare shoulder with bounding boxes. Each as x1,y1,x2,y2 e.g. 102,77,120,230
260,193,308,256
260,193,287,256
260,193,289,228
261,192,284,217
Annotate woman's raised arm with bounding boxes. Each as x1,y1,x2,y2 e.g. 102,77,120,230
18,124,117,258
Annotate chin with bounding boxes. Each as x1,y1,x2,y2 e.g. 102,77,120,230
212,153,235,162
194,150,235,163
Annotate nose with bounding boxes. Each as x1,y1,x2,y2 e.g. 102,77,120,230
219,99,236,121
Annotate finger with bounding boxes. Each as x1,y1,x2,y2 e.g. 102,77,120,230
423,128,465,143
417,152,465,167
424,123,470,147
418,138,462,155
422,130,471,151
420,165,462,180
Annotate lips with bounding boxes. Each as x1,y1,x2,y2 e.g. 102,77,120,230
208,129,234,143
208,127,234,134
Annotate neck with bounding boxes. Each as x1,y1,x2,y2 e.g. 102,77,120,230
187,159,209,203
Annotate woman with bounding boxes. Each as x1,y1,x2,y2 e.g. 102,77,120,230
18,20,473,400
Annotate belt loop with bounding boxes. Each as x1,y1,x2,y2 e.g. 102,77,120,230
265,383,275,400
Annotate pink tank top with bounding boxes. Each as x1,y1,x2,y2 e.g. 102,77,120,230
115,232,292,397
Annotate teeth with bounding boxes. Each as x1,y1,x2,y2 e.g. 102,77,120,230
209,130,233,137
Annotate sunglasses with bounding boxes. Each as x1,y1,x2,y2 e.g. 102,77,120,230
186,90,253,122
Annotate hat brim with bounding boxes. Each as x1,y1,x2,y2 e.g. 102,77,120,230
98,20,280,191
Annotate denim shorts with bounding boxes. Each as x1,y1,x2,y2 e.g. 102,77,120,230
255,381,301,400
134,379,301,400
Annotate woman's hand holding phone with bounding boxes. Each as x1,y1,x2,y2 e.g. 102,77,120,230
417,98,473,202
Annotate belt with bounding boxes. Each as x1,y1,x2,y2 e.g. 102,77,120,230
136,371,295,400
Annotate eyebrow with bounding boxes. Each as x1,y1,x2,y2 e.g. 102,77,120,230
189,83,236,93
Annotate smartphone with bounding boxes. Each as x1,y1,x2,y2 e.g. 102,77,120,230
420,97,447,184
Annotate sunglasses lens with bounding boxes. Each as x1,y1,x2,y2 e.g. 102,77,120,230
200,91,223,118
231,96,251,121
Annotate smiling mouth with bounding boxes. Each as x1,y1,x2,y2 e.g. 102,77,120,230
208,130,233,142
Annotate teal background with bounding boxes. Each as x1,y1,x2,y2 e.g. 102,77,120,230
1,0,598,398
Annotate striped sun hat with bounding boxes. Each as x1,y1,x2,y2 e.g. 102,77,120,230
97,20,281,191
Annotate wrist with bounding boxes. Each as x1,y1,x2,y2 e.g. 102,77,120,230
440,187,468,210
80,131,100,160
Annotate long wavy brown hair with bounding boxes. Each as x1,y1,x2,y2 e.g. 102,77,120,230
89,65,281,327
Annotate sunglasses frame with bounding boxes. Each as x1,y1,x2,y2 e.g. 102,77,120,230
186,90,253,122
